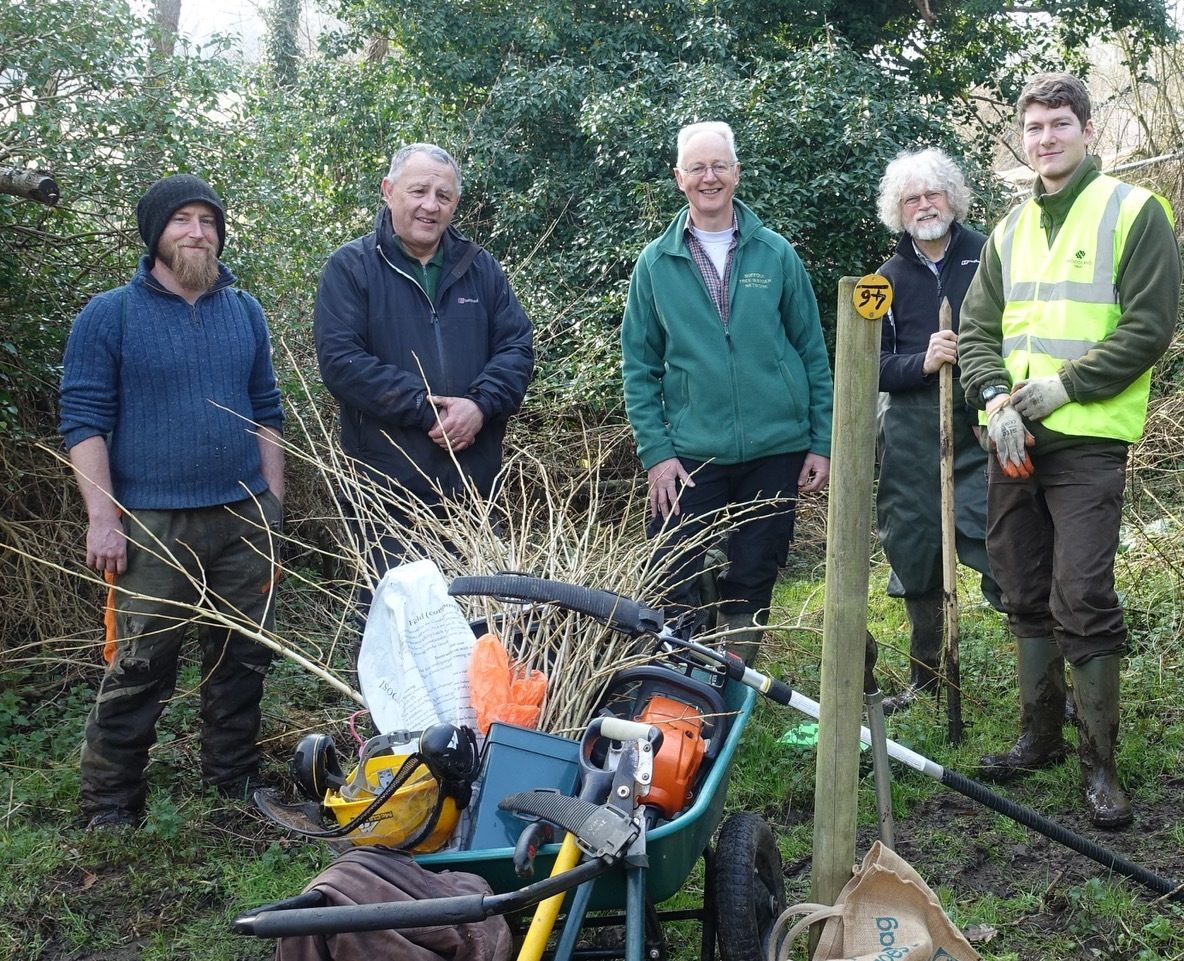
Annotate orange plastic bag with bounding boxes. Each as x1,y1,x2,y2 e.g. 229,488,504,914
468,633,547,734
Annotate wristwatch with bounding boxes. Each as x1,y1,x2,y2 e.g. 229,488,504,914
980,384,1010,405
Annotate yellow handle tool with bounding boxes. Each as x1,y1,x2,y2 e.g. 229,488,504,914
516,832,581,961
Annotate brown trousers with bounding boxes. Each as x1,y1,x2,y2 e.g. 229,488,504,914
80,492,282,815
986,443,1127,666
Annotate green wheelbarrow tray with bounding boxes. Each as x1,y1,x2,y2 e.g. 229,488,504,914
235,575,787,961
418,678,758,911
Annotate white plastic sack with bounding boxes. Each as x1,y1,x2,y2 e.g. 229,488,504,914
358,560,477,735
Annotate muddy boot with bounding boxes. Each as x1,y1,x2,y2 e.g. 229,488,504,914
720,611,764,665
1072,655,1132,829
882,593,942,717
979,636,1069,781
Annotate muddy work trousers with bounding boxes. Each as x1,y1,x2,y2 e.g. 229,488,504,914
986,444,1127,666
876,387,1001,608
80,494,281,816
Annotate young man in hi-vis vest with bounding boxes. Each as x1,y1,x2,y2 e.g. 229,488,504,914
958,73,1180,828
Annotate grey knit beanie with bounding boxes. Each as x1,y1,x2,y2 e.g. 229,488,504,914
136,174,226,262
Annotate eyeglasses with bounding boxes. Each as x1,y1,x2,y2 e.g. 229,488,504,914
902,190,945,208
680,162,736,179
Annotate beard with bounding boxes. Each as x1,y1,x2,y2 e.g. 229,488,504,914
157,238,220,293
909,210,954,243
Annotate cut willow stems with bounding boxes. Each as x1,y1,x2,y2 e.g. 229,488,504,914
27,348,804,734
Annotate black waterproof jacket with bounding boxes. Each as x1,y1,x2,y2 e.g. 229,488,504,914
877,220,986,396
315,209,533,497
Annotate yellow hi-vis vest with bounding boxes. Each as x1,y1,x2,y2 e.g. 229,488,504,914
993,174,1172,442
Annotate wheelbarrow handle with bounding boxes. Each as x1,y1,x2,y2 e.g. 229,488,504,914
236,893,490,937
449,575,664,637
233,857,614,938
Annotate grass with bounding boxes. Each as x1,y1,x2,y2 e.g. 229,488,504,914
2,516,1184,961
742,538,1184,961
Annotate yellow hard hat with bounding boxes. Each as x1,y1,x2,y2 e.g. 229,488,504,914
323,751,460,852
316,724,479,853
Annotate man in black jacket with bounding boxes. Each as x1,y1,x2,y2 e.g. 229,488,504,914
315,143,533,583
874,147,1001,714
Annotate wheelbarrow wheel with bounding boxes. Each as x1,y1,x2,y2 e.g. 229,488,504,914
711,811,784,961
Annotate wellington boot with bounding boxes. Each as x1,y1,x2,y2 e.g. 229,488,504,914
979,636,1069,781
881,659,940,716
720,611,763,665
1072,655,1132,829
883,593,943,716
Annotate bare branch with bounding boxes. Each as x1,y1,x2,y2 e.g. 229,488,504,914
0,166,59,206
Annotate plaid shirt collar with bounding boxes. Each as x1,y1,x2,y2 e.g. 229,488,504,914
683,210,739,325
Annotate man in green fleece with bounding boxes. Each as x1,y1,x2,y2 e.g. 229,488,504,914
958,73,1180,828
621,121,834,662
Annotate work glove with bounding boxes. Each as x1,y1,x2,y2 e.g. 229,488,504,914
987,401,1035,479
1011,375,1069,420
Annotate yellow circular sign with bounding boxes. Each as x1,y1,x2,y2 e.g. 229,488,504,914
853,274,893,320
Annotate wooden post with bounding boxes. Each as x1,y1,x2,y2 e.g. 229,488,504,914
939,297,963,744
811,276,882,908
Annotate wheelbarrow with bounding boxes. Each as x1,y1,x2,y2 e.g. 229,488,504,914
235,574,790,961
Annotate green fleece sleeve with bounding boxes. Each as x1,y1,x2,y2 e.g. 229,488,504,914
621,254,677,469
956,225,1010,409
1061,197,1181,402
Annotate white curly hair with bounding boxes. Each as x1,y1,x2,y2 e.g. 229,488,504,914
876,148,971,234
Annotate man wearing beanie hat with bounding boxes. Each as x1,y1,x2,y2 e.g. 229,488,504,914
137,173,227,264
59,173,285,830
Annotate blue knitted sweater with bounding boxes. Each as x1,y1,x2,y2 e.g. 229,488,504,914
59,258,283,510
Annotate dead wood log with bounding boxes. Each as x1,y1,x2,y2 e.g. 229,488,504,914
0,167,60,206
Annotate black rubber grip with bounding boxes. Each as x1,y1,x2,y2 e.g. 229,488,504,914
763,677,794,706
235,895,489,936
449,575,663,636
234,859,615,938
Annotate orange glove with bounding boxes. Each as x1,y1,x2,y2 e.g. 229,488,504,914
468,633,547,734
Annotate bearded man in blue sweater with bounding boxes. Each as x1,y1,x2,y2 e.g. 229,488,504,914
59,174,285,830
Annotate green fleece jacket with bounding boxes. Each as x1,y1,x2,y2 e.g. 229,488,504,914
621,200,833,469
958,156,1180,452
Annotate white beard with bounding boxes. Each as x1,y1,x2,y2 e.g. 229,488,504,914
910,213,953,242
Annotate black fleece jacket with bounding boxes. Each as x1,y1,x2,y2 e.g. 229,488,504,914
878,220,988,395
315,209,533,497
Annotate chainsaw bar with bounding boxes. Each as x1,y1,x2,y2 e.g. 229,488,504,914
254,789,331,835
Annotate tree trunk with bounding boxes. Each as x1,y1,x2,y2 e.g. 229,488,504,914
363,35,389,64
0,167,60,206
153,0,181,59
265,0,302,88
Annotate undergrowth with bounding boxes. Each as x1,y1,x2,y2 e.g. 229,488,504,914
2,512,1183,960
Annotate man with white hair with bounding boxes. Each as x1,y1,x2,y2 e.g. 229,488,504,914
622,121,834,661
874,147,1002,714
